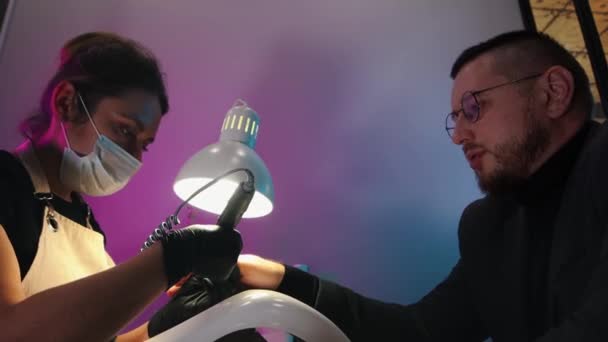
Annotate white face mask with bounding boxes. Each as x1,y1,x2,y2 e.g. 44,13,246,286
59,93,142,196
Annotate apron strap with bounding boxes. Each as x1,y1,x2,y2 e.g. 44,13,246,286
15,140,93,230
15,141,52,194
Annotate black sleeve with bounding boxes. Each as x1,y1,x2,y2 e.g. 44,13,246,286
0,150,43,280
533,224,608,342
278,260,487,341
0,152,21,228
532,124,608,341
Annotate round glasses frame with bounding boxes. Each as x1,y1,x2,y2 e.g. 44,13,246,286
445,73,543,138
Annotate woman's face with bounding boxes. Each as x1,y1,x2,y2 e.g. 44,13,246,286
67,89,163,162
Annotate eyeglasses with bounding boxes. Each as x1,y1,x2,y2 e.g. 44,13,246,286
445,73,542,138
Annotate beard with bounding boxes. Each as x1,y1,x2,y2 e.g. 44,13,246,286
476,107,551,195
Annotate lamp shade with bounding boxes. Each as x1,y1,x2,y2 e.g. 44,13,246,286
173,100,274,218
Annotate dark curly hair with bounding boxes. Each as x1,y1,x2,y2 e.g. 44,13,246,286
20,31,169,140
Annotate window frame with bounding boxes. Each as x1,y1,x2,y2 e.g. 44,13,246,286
0,0,15,59
519,0,608,118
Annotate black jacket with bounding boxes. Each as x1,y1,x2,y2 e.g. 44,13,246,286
278,121,608,341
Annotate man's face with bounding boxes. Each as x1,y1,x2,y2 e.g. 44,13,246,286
450,53,550,194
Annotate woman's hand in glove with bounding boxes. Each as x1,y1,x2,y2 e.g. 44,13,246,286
160,225,243,287
147,270,266,341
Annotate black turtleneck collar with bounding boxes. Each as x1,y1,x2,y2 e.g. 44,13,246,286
514,122,591,205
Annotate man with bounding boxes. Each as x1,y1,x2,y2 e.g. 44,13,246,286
175,30,608,341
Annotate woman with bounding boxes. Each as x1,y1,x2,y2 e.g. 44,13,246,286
0,32,245,341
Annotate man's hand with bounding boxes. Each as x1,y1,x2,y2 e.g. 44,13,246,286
167,255,286,295
237,254,286,290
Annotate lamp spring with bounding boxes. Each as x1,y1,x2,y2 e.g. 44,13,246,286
140,215,180,251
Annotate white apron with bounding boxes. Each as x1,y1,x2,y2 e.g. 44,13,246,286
16,143,115,297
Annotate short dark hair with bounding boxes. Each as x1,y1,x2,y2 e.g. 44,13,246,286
450,30,593,115
21,32,169,140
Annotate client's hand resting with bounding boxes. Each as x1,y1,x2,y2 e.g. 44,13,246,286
237,254,286,290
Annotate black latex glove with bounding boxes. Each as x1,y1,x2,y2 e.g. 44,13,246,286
148,269,266,341
160,224,243,287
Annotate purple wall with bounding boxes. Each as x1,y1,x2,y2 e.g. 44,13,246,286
0,0,524,336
